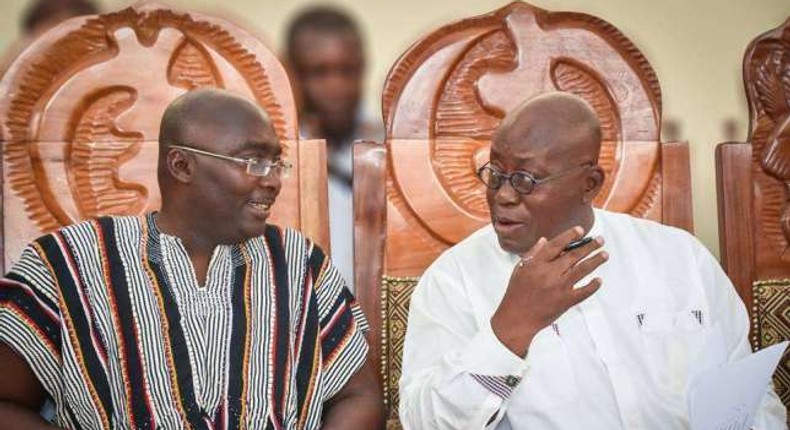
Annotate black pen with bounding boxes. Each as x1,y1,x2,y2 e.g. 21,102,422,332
564,236,593,252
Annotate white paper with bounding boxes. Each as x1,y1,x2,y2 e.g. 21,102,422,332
688,341,788,430
687,324,728,380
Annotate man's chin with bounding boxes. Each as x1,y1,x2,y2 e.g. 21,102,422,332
495,234,531,256
227,220,269,244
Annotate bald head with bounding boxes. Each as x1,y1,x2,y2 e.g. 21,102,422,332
486,92,605,255
159,88,272,152
493,92,601,167
159,88,276,178
155,88,284,246
157,88,281,193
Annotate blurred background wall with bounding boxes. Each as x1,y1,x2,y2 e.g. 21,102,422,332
0,0,787,257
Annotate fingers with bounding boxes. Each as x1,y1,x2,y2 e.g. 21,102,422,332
556,235,605,273
541,226,585,261
567,277,603,306
517,237,547,269
564,250,609,286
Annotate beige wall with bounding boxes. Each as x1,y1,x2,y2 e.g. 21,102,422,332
0,0,788,257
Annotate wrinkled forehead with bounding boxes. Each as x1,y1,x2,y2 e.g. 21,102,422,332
187,107,281,154
492,118,564,164
492,106,598,167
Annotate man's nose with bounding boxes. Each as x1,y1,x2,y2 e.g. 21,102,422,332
493,180,521,205
257,172,282,192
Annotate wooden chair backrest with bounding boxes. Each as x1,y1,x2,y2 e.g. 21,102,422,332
716,16,790,414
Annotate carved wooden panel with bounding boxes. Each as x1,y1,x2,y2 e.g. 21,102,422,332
715,18,790,424
0,1,329,270
380,1,679,277
745,16,790,281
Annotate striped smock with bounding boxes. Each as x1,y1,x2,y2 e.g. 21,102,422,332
0,214,369,429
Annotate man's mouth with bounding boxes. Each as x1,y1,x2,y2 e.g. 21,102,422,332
493,216,525,233
247,199,274,216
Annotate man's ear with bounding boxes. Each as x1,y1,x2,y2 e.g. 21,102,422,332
167,150,195,184
582,166,605,203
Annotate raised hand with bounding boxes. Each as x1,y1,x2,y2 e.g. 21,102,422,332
490,226,608,356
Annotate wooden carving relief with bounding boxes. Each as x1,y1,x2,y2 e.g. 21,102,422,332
746,17,790,278
0,2,312,268
381,2,663,276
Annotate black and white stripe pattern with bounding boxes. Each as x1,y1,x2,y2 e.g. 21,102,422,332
469,374,523,399
0,214,369,429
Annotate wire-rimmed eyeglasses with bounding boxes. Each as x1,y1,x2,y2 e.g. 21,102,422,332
170,144,292,178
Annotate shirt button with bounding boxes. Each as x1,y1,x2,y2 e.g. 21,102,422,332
504,376,520,387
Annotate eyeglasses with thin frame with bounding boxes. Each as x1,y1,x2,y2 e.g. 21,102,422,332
169,144,292,178
477,162,594,195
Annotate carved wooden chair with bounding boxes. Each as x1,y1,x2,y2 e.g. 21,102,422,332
354,2,694,427
716,16,790,416
0,1,329,271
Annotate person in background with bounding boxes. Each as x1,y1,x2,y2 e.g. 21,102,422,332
285,6,384,291
0,0,100,75
22,0,99,36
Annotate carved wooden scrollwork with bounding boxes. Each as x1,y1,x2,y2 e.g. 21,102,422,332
745,17,790,274
0,1,315,268
381,2,664,276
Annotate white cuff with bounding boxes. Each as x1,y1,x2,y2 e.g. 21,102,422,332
460,319,530,374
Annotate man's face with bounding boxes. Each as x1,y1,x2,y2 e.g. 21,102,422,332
186,111,283,244
291,30,363,133
486,131,593,255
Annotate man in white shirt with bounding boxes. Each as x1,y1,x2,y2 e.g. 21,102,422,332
399,92,787,429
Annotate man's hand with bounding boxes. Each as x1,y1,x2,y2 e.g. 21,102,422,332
491,226,608,356
321,355,384,429
0,343,61,429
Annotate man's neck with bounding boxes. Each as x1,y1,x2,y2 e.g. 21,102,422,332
578,206,596,236
154,210,218,258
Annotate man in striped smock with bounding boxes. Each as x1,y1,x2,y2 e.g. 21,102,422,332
0,89,383,429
